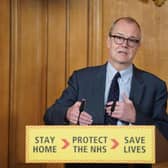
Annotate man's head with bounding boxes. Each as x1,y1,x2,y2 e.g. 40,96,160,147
107,17,141,70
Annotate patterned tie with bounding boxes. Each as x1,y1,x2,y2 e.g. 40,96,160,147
104,72,121,124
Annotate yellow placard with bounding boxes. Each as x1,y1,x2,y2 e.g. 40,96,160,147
26,125,155,163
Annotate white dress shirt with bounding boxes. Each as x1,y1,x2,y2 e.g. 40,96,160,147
105,62,133,125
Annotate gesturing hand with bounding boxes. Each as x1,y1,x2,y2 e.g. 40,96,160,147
111,94,136,123
66,101,93,125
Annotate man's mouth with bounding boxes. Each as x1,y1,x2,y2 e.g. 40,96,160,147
118,50,128,55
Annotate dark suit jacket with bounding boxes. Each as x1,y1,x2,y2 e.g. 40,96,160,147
44,63,168,139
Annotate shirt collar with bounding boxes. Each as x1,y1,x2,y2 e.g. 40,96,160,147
107,62,133,82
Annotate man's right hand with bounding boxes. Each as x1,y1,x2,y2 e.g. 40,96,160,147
66,101,93,125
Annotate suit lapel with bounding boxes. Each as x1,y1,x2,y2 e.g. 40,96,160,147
130,66,145,105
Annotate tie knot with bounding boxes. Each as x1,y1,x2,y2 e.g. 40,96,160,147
114,72,121,80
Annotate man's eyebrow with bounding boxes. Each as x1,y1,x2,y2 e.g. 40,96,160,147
114,33,139,39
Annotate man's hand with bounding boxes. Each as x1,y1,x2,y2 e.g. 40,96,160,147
112,94,136,123
105,94,136,123
79,111,93,125
66,101,93,125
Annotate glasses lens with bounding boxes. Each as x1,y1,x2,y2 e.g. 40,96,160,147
127,39,139,47
114,36,124,44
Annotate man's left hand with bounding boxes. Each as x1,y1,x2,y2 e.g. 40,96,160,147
111,94,136,123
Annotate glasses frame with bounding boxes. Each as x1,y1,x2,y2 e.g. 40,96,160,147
109,33,140,48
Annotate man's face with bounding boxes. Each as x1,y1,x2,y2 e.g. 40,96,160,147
107,20,141,68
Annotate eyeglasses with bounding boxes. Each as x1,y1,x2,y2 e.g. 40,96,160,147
109,34,140,48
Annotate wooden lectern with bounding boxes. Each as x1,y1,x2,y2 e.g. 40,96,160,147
25,126,168,165
156,128,168,163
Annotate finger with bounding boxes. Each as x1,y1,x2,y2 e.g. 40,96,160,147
74,101,82,108
105,106,112,116
105,101,113,107
122,93,130,103
79,119,93,125
80,112,92,121
105,105,112,111
79,112,93,125
80,120,92,125
115,101,124,109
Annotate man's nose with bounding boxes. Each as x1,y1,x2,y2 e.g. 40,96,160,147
121,39,129,47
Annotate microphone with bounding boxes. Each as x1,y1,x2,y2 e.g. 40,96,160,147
77,99,86,125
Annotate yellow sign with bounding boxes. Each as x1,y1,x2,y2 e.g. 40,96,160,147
26,126,155,163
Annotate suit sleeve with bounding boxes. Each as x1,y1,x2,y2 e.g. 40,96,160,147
43,71,79,125
135,81,168,139
153,81,168,139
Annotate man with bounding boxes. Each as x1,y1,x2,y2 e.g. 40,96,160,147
44,17,168,168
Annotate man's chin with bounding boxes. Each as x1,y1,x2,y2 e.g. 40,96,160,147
118,61,130,65
117,61,132,67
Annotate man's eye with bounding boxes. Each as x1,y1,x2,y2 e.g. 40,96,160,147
116,36,124,40
129,39,139,43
